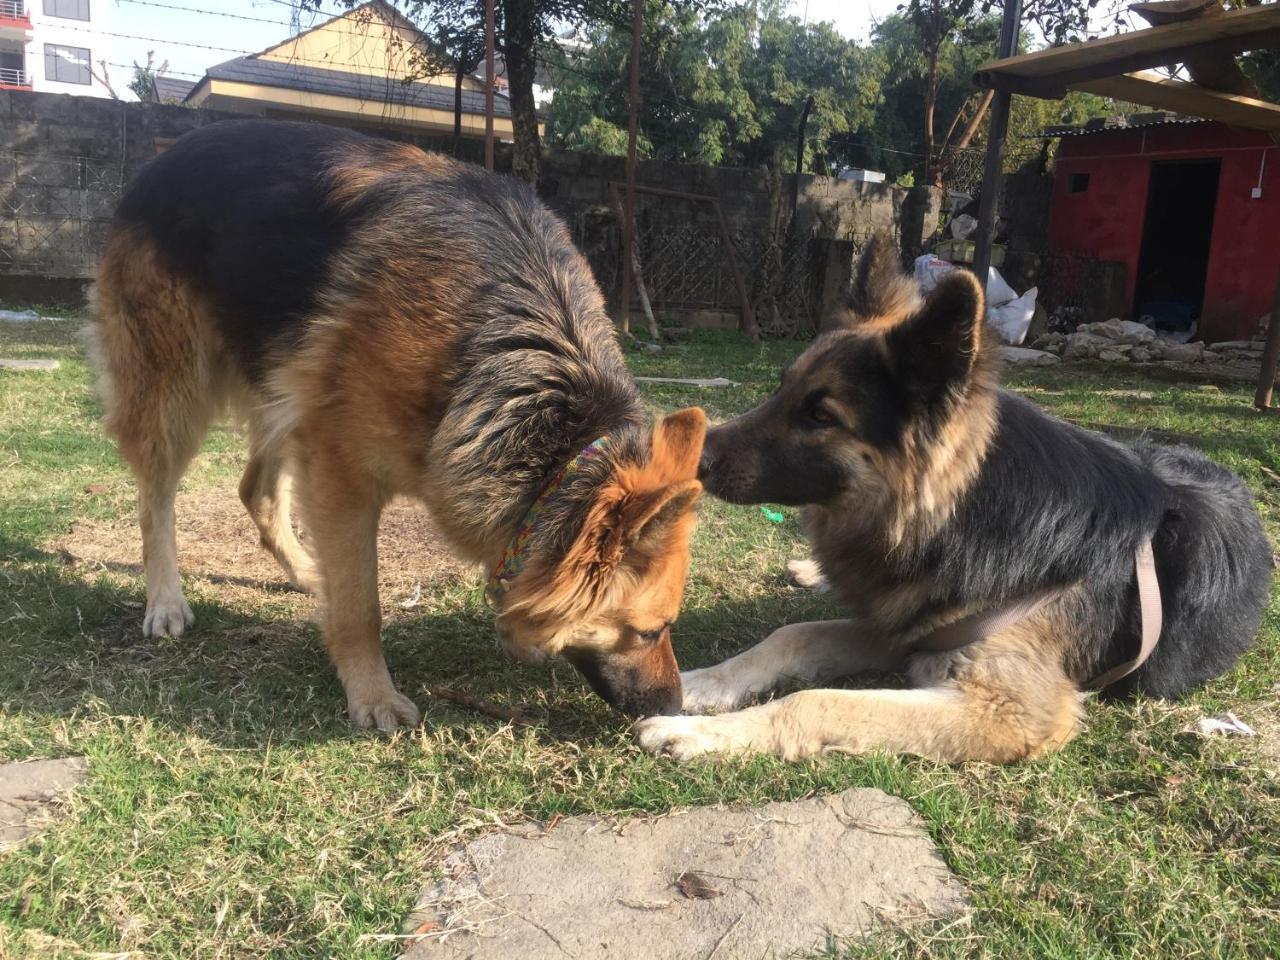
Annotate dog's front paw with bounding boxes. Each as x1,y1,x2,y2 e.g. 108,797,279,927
633,715,735,761
142,593,194,638
347,687,421,731
787,558,830,593
680,667,752,715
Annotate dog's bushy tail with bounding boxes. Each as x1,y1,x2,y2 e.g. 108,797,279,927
1123,443,1272,698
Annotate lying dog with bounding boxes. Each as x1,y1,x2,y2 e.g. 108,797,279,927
636,234,1271,763
91,119,704,729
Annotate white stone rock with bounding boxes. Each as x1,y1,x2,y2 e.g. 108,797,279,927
999,346,1061,366
1162,342,1206,363
1115,320,1156,344
1063,331,1110,361
1079,318,1125,339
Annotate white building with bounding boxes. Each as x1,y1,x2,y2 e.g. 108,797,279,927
0,0,115,99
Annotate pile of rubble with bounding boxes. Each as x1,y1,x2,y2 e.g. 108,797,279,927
1025,315,1270,367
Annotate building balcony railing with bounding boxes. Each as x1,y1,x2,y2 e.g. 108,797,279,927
0,0,32,29
0,65,30,88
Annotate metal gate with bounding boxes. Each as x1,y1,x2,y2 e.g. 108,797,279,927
0,152,123,277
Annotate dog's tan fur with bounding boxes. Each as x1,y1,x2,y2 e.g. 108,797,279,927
91,126,705,729
636,237,1087,764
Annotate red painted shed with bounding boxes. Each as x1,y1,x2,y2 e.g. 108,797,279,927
1047,117,1280,343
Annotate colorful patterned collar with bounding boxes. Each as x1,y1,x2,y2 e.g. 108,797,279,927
485,436,612,608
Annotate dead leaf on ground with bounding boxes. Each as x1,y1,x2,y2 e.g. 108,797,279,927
676,870,722,900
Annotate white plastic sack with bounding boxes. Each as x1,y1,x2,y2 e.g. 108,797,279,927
913,254,956,294
988,286,1039,345
912,255,1037,343
949,214,978,240
984,266,1018,308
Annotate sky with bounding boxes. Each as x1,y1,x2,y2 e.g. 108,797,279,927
105,0,1123,98
108,0,334,89
104,0,904,95
789,0,902,43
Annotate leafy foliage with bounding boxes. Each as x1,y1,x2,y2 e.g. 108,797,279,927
548,2,1114,183
547,1,880,169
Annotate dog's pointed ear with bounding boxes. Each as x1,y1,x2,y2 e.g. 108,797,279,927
885,268,985,405
621,408,705,556
836,231,921,330
502,413,706,619
624,479,702,556
647,407,706,482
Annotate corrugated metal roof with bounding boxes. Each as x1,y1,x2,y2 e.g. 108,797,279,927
1037,111,1211,138
199,56,515,119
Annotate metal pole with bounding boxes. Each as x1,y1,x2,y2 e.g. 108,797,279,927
792,94,814,219
972,0,1021,284
620,0,643,334
1253,268,1280,412
484,0,495,171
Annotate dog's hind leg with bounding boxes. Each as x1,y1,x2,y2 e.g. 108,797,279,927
91,235,221,638
239,428,320,593
681,619,903,714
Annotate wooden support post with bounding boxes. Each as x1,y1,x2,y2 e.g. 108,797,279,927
973,0,1022,285
620,0,643,335
484,0,495,172
973,6,1280,99
1254,269,1280,412
1073,71,1280,133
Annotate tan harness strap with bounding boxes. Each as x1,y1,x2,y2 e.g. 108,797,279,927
914,536,1163,691
1082,537,1162,691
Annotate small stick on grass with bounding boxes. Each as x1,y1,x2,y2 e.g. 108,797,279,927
428,685,528,725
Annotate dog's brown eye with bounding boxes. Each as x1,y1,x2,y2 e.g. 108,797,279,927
807,402,837,427
801,390,837,428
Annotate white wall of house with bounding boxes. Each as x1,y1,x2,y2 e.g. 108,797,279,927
11,0,115,98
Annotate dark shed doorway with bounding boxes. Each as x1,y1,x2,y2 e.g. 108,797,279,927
1133,158,1221,337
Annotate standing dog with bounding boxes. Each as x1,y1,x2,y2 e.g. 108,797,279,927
91,120,705,729
635,235,1271,763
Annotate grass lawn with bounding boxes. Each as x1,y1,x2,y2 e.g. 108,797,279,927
1,318,1278,959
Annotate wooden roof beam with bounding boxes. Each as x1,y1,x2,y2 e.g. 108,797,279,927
974,4,1280,98
1070,70,1280,132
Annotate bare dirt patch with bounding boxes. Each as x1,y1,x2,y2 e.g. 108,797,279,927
52,485,475,614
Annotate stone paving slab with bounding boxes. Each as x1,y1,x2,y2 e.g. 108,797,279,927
0,758,88,851
0,358,60,371
403,787,966,959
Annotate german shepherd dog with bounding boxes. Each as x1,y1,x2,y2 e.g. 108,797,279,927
635,235,1271,763
90,120,705,730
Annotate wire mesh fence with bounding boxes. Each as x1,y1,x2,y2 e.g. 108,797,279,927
571,193,833,339
941,141,1046,196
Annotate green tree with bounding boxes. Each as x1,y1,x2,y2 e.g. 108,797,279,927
547,2,879,171
128,50,168,103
